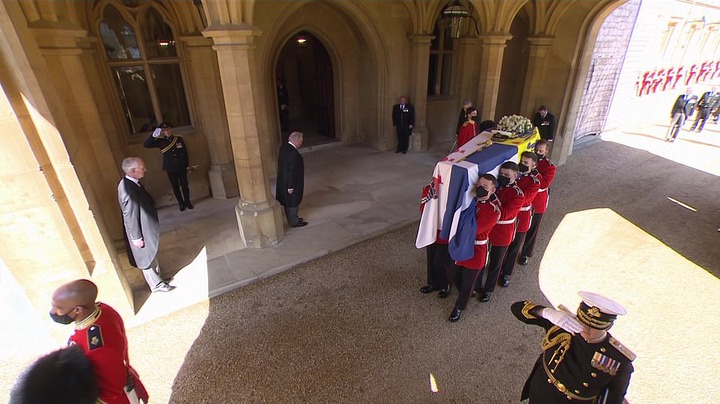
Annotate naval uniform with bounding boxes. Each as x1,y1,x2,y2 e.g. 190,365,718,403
690,90,720,133
511,301,634,404
501,170,541,278
143,133,191,207
69,303,148,404
522,157,556,260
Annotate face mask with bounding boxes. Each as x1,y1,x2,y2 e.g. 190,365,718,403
49,310,75,325
497,175,511,186
536,152,545,159
476,187,489,198
518,163,529,173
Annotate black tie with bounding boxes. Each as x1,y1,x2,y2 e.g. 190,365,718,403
137,180,145,190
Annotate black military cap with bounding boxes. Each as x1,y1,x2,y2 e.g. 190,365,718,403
157,122,172,129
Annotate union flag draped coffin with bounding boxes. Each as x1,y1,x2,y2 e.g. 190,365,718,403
415,131,539,261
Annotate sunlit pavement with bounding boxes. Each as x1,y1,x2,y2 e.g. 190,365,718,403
2,121,719,402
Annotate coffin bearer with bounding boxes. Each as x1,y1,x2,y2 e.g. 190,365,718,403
143,122,193,211
392,96,415,154
511,292,635,403
449,174,500,322
477,162,524,302
520,140,556,265
419,181,451,298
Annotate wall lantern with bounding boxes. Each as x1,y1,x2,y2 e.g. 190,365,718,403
295,32,308,47
442,0,478,38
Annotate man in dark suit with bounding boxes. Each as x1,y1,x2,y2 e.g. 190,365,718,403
666,87,698,142
690,86,719,133
276,132,307,227
143,122,193,211
118,157,174,292
532,106,556,141
392,96,415,154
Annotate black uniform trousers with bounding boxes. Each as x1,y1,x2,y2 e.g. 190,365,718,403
452,266,482,311
690,108,711,132
167,170,190,206
502,231,526,277
396,127,411,153
425,243,451,289
521,213,543,258
476,245,508,294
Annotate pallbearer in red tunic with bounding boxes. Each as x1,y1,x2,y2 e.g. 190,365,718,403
449,174,500,322
477,161,524,302
520,139,556,264
419,181,451,298
50,279,149,404
502,151,542,280
456,107,479,149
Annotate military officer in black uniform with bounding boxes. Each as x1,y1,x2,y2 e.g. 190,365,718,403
144,122,193,211
392,96,415,154
690,86,719,133
666,87,698,142
511,291,635,403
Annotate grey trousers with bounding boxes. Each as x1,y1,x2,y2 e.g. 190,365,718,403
141,258,163,289
284,206,300,226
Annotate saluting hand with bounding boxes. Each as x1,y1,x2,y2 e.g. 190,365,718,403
542,308,583,334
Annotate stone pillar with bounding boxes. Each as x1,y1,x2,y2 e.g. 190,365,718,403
476,33,512,121
180,35,239,199
203,25,284,248
520,36,555,117
456,37,480,104
408,35,433,151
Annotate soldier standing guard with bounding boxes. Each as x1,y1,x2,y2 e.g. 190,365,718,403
511,292,635,403
392,96,415,154
143,122,193,211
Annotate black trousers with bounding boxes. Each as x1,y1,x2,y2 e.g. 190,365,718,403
478,245,509,294
167,170,190,205
502,231,526,277
452,266,482,311
522,213,544,258
690,108,711,132
425,243,451,289
396,127,411,152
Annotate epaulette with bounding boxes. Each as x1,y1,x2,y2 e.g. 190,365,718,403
513,184,523,196
87,325,104,351
609,336,636,361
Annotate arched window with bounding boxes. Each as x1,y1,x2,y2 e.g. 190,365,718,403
98,3,191,135
428,18,455,96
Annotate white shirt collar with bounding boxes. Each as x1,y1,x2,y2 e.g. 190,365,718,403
288,141,298,149
125,175,140,185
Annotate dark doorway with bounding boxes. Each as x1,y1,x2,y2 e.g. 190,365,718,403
276,32,336,146
495,10,530,121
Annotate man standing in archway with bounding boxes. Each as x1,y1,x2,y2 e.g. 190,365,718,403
392,96,414,154
276,131,307,228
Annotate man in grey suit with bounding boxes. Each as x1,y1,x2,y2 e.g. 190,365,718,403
118,157,175,292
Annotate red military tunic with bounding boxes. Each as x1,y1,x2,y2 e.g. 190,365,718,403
533,157,556,214
457,120,478,149
516,171,542,233
489,183,524,247
456,195,501,269
69,303,146,404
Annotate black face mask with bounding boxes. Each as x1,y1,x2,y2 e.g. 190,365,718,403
518,163,530,173
49,310,75,325
536,152,545,159
497,175,511,186
476,186,489,198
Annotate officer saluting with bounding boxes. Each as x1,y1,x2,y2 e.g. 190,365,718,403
143,122,193,211
511,292,635,403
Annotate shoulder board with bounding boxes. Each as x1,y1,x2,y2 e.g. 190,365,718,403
87,325,104,350
513,185,523,195
609,336,636,361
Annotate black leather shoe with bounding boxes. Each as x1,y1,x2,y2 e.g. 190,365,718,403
500,276,511,287
420,285,439,294
291,221,308,227
448,308,462,322
179,203,186,211
438,288,450,299
186,201,194,209
479,292,492,302
153,282,176,293
519,256,529,265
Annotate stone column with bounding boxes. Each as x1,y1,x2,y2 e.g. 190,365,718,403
408,35,433,151
520,36,555,116
203,25,284,248
476,33,512,121
180,35,239,199
456,37,480,104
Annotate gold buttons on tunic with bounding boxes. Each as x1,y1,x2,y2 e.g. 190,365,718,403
591,372,597,377
600,347,606,352
583,382,589,387
575,390,580,394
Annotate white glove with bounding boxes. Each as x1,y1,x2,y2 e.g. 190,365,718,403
542,308,584,334
152,128,162,138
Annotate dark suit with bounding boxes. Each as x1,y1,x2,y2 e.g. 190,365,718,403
666,93,698,141
392,103,415,153
532,112,556,140
143,134,191,207
276,142,304,225
118,177,163,288
690,91,720,132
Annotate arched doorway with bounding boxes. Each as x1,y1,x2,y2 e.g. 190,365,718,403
276,31,336,146
496,9,530,121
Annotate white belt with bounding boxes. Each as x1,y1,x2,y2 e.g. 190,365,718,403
539,188,548,192
520,206,532,212
474,239,488,245
496,219,516,225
